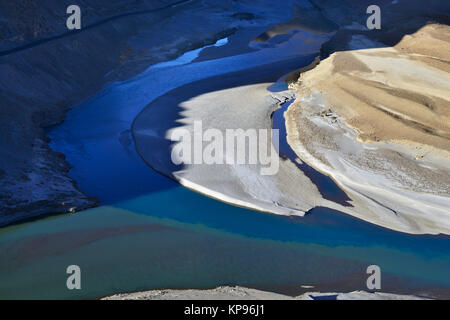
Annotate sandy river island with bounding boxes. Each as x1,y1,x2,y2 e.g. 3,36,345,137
133,1,450,235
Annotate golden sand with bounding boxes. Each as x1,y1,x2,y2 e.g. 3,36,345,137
295,24,450,158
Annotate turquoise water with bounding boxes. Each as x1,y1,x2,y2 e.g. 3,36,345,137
0,29,449,300
1,186,449,299
273,98,351,206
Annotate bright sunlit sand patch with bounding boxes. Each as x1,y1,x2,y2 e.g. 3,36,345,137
287,24,450,235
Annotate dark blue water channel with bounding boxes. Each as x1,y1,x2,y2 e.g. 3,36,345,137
0,31,449,300
272,99,351,206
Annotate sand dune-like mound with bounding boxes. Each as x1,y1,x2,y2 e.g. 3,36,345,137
286,23,450,234
300,24,450,156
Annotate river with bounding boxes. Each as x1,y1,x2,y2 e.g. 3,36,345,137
0,26,449,300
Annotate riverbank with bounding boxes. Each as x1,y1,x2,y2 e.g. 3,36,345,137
103,286,429,300
285,0,450,234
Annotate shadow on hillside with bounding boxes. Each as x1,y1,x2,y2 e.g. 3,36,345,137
129,0,449,210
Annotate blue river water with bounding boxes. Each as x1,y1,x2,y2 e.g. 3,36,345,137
273,98,352,206
0,31,449,300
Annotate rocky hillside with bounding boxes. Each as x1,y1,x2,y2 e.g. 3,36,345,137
0,0,178,51
0,0,285,226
